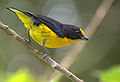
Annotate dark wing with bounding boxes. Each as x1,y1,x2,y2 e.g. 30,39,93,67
61,24,82,40
33,14,65,38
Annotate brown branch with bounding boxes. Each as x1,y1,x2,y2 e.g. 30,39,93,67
50,0,115,80
0,21,84,82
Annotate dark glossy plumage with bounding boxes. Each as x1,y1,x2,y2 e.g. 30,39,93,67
61,24,82,39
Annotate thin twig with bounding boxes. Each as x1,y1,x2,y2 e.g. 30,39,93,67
0,21,84,82
50,0,115,80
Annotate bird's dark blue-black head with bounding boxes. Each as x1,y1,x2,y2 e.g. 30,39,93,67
61,24,88,40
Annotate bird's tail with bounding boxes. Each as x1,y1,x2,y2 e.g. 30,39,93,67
7,7,34,29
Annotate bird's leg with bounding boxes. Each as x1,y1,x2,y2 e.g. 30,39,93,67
24,29,31,48
42,39,49,59
27,29,31,44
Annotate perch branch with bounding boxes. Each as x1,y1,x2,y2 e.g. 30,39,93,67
0,21,84,82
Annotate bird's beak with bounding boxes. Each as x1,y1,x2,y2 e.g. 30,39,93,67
81,36,88,40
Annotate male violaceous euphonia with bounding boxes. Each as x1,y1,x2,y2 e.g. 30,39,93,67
7,7,88,56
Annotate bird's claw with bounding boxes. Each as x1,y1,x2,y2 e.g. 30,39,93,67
24,38,31,48
42,52,49,60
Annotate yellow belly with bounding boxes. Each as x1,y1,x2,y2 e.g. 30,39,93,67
29,24,81,48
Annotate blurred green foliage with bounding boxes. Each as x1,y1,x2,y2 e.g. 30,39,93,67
6,68,34,82
50,75,62,82
100,65,120,82
0,68,48,82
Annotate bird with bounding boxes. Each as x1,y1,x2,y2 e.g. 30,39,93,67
7,7,88,57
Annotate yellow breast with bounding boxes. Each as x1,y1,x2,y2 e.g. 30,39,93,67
29,23,81,48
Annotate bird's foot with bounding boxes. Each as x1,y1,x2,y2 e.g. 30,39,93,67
42,52,49,60
24,38,31,48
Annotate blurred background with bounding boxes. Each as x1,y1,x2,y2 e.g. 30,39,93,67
0,0,120,82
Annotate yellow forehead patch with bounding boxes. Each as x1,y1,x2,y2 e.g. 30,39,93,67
80,28,85,36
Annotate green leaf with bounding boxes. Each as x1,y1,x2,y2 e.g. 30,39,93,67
50,75,62,82
100,65,120,82
6,68,34,82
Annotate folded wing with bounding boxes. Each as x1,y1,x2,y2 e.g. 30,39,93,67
34,14,65,38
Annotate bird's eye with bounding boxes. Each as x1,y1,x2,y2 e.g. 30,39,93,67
75,30,80,33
